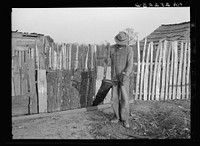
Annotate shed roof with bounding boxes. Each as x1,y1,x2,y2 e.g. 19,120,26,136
140,21,190,45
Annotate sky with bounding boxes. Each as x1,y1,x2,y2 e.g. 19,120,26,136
12,7,190,44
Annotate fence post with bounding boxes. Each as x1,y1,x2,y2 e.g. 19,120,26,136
160,40,167,100
143,43,151,100
186,42,190,99
155,41,163,100
165,42,172,100
139,38,147,100
148,42,154,100
177,42,184,99
152,43,160,100
135,39,140,100
182,43,187,99
172,41,178,100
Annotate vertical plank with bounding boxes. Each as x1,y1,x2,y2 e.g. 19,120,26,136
75,44,79,70
19,51,22,68
69,44,72,70
91,45,94,69
148,42,153,100
168,42,174,100
59,45,62,70
164,42,172,100
135,39,140,99
54,49,57,70
85,45,89,71
186,42,190,99
172,41,178,100
28,58,38,114
152,44,160,100
63,44,66,70
143,43,151,100
177,42,184,99
155,41,163,100
49,47,52,69
66,44,69,69
139,38,147,100
160,41,167,100
35,40,40,69
182,43,187,99
37,69,48,113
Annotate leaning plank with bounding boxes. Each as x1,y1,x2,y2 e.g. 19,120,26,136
168,42,174,100
148,42,154,100
151,44,160,100
182,43,187,99
28,58,38,114
160,41,167,100
164,42,172,100
37,69,48,113
186,42,190,99
139,38,147,100
143,43,151,100
177,42,184,99
155,41,163,100
172,41,178,100
135,41,141,100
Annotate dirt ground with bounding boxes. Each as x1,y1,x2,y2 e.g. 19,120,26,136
12,99,190,139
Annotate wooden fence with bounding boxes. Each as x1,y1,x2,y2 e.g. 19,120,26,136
135,39,191,100
12,37,191,116
12,39,109,116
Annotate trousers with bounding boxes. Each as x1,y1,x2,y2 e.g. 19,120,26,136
111,77,130,122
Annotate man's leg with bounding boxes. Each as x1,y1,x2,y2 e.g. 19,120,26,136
120,80,130,127
110,85,120,123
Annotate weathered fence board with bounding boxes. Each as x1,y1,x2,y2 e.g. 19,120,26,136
139,38,147,100
151,44,160,100
160,41,167,100
143,43,150,100
37,69,47,113
182,43,187,99
177,42,184,99
28,58,38,114
186,42,190,99
168,42,174,100
155,41,163,100
164,42,172,100
148,42,153,100
172,41,178,100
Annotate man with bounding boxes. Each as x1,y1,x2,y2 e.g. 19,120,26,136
105,31,133,128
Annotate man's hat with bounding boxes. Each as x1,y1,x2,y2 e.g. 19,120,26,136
114,31,129,45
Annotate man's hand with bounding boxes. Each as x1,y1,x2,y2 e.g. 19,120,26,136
119,72,128,85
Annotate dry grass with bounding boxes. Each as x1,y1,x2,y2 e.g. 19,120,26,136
87,99,190,139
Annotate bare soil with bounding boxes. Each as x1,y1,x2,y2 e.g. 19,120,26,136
12,99,190,139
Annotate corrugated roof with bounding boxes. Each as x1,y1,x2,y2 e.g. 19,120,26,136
140,21,190,45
